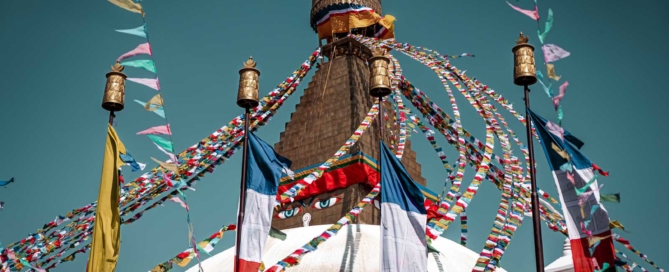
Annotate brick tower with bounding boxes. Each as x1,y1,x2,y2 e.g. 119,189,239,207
272,0,425,230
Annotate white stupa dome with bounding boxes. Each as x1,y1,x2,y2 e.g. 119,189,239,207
186,224,508,272
545,238,574,272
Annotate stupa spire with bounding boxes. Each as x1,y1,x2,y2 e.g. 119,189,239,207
271,0,424,230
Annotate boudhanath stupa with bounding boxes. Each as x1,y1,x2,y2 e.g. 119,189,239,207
186,0,571,270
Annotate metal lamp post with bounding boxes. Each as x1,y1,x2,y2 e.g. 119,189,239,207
512,32,545,272
234,56,260,272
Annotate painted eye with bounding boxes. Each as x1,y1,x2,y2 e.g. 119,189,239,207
311,195,342,210
275,207,302,219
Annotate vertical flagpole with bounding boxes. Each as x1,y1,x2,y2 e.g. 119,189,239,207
369,46,392,193
235,57,261,272
91,61,126,271
102,61,127,123
235,107,250,272
513,32,545,272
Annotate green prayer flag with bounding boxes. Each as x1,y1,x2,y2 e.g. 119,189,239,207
600,193,620,203
538,8,553,44
147,135,173,153
575,174,598,195
269,227,287,241
121,59,157,73
427,242,440,253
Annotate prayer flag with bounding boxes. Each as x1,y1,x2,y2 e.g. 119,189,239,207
552,81,569,110
528,109,616,272
119,152,144,172
137,124,171,135
543,44,571,63
86,124,127,272
108,0,143,15
546,63,561,81
237,133,292,272
128,77,160,91
380,142,427,271
538,8,554,44
600,194,620,203
147,135,173,152
134,99,165,118
117,43,152,61
121,59,157,73
151,157,179,173
0,178,14,187
506,1,539,20
145,94,164,110
115,24,147,38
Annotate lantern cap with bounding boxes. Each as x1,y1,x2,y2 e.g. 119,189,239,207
516,32,529,45
243,56,257,68
111,61,125,72
239,56,260,76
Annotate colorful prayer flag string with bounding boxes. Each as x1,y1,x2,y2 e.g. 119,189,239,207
0,50,320,271
352,36,656,272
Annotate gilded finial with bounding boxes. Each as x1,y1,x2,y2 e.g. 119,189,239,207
111,61,125,73
516,32,529,45
243,56,257,68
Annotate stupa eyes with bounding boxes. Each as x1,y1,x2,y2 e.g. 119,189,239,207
275,206,303,219
310,195,343,210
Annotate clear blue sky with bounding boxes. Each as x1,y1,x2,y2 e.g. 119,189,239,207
1,0,667,271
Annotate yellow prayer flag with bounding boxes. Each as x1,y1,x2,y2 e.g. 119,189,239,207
108,0,143,15
175,252,194,267
87,124,127,272
551,142,569,160
609,220,626,231
588,235,613,247
151,157,179,173
145,94,164,111
546,63,561,81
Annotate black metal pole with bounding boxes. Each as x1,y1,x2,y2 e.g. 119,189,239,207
234,108,251,272
524,85,545,272
108,111,115,125
377,98,384,225
379,99,385,143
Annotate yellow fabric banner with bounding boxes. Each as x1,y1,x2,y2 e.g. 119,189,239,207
377,15,396,40
316,10,396,40
87,124,127,272
349,11,381,30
